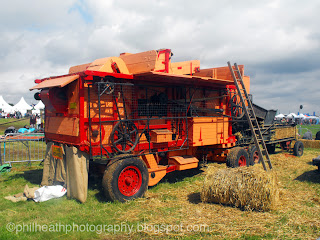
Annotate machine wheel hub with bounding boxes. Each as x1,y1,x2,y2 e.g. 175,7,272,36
239,155,247,166
118,166,142,196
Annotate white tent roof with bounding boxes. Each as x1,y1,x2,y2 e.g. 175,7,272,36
306,115,318,119
0,95,13,113
32,100,45,114
275,113,285,119
298,113,306,119
13,97,32,112
34,100,45,110
287,113,298,118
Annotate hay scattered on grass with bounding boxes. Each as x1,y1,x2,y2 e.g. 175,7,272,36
201,166,279,211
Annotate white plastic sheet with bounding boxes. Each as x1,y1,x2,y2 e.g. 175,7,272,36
34,185,67,202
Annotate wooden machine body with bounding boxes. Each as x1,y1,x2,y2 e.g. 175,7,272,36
31,49,251,186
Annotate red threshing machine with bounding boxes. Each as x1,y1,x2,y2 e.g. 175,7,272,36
31,49,255,202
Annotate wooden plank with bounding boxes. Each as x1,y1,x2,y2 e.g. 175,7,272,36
67,80,79,115
86,57,130,74
168,156,199,170
193,68,216,78
171,60,200,75
194,65,244,81
69,63,91,74
189,117,230,146
30,75,79,90
243,75,250,94
120,50,158,74
214,65,244,81
83,90,114,119
83,85,132,119
141,154,159,169
87,124,113,145
150,129,173,143
120,50,173,74
192,117,225,123
154,50,170,72
46,117,79,136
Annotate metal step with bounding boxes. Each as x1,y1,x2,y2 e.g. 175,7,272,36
168,156,199,171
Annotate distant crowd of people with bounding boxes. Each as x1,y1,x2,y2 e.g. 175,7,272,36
0,111,24,119
0,111,43,128
277,117,319,125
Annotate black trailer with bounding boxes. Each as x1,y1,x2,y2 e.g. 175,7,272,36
231,103,304,164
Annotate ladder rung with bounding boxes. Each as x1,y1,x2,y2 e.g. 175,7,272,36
228,61,272,171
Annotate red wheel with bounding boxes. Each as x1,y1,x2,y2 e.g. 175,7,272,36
102,156,149,202
238,155,247,166
226,147,249,168
293,141,304,157
248,145,261,165
252,151,259,163
118,166,142,197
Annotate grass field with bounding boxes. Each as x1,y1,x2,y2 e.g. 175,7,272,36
1,119,319,239
297,125,320,138
0,118,45,165
1,147,320,239
0,118,30,135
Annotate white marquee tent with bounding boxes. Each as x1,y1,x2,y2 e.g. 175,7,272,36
275,113,285,119
32,101,45,114
287,113,298,118
13,97,32,115
0,95,13,114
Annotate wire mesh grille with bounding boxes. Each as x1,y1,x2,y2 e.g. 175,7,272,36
88,78,230,158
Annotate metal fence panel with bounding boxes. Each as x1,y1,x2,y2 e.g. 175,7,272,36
0,133,46,165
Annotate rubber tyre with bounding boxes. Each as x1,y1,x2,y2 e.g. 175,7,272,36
266,144,276,154
248,145,261,165
102,156,149,202
226,147,249,168
293,141,304,157
315,131,320,140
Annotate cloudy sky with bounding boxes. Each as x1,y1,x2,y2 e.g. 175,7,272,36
1,0,319,114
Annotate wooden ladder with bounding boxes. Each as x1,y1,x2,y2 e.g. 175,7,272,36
227,62,272,171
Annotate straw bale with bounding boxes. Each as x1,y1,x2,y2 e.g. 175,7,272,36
271,126,296,141
201,166,278,211
300,139,320,149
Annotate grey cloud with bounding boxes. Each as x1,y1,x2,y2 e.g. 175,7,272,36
0,0,320,115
